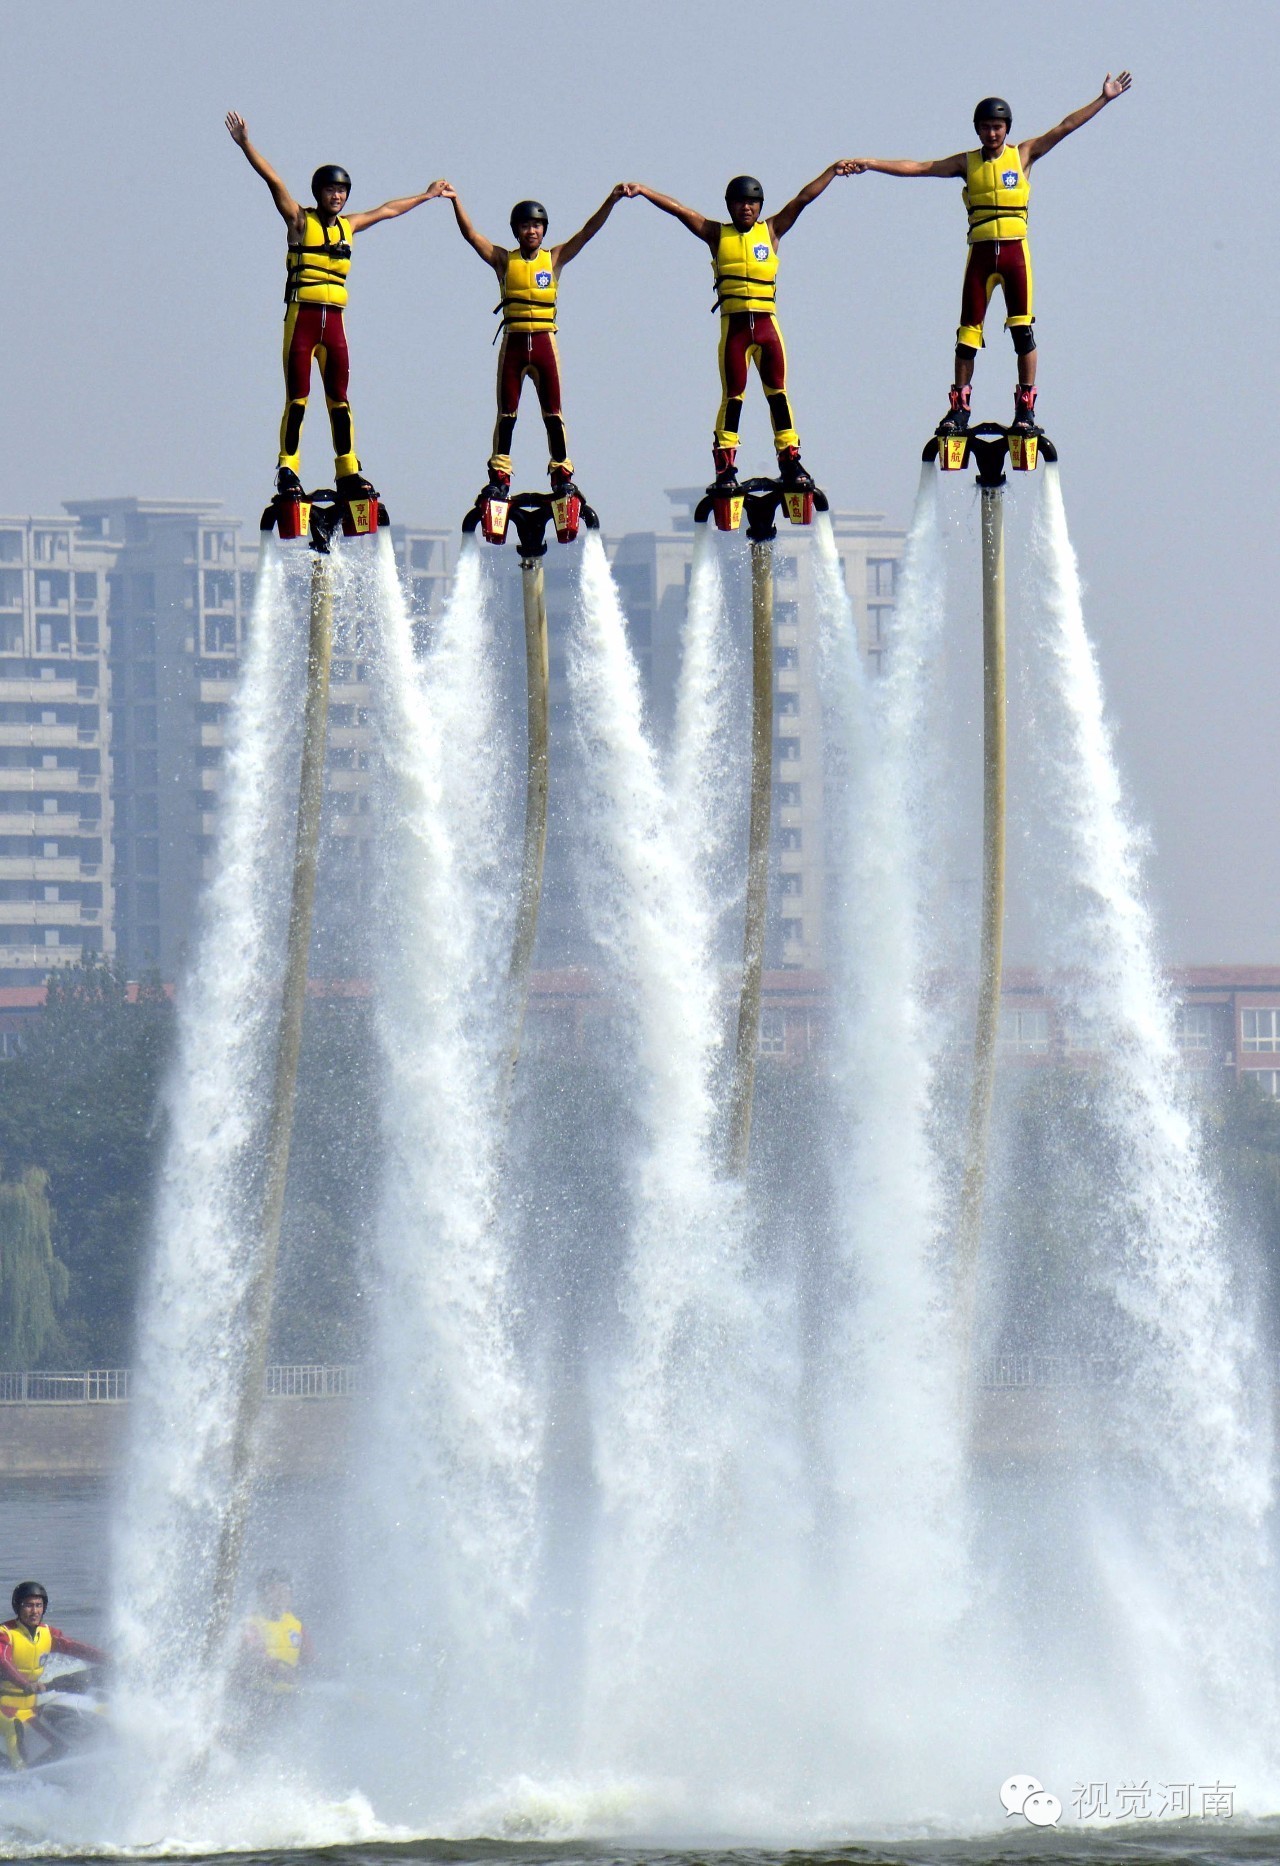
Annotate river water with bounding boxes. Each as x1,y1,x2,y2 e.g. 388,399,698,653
0,1482,1274,1866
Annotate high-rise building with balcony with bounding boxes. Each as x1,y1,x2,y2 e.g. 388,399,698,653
0,515,114,981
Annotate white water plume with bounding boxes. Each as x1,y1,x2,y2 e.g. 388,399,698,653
107,541,309,1817
668,525,744,946
360,537,536,1787
810,491,966,1781
568,535,788,1776
1016,467,1276,1765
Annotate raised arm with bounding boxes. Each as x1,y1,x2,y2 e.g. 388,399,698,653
630,183,718,247
441,186,504,270
225,112,303,233
847,153,967,180
348,181,448,235
552,184,629,271
1020,71,1132,169
768,161,858,241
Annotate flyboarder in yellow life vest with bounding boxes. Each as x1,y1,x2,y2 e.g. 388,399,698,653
225,111,448,500
237,1570,312,1702
629,165,856,489
0,1582,106,1769
442,182,632,496
849,72,1132,435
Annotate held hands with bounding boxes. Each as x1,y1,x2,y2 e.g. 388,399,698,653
1102,71,1132,101
225,110,248,146
423,180,450,200
833,160,861,176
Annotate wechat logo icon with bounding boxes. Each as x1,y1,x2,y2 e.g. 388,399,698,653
1001,1774,1062,1827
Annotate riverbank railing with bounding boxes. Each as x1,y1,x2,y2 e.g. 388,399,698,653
0,1365,362,1404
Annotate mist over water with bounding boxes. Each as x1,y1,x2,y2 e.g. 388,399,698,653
12,483,1277,1854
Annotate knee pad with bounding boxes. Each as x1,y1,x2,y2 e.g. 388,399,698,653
1010,325,1037,357
955,340,979,361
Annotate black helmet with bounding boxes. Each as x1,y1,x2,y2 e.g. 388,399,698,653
311,164,352,199
510,200,549,237
12,1582,47,1615
725,175,765,207
973,97,1013,130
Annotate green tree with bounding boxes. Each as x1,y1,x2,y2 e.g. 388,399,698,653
0,959,173,1362
0,1167,69,1366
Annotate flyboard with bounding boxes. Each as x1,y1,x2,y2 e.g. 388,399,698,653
921,416,1056,1383
197,479,387,1668
695,462,829,1180
462,478,600,1099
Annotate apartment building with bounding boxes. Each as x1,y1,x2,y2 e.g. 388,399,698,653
609,490,905,970
0,515,113,983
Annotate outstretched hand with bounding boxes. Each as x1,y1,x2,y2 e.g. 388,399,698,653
1103,70,1132,101
225,110,248,146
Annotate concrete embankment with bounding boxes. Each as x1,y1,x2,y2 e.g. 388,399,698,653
0,1386,1104,1478
0,1398,358,1480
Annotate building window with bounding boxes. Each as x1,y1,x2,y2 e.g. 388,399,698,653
1242,1009,1280,1053
204,616,236,653
410,539,434,569
780,917,803,944
868,557,897,597
204,569,235,608
781,873,802,896
1176,1004,1214,1052
1000,1006,1051,1054
775,646,798,671
868,604,894,645
774,555,797,582
35,572,69,607
0,532,22,563
202,530,235,562
779,827,802,850
775,600,799,626
777,737,801,763
759,1009,786,1055
0,570,22,607
1246,1070,1280,1097
775,782,801,807
33,533,66,564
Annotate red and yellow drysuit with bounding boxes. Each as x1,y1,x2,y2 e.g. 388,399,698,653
956,146,1033,350
0,1617,104,1767
711,222,799,453
488,247,571,481
280,209,360,479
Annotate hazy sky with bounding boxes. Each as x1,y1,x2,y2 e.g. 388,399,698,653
5,0,1277,961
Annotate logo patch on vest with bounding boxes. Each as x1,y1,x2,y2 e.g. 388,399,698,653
1001,170,1019,188
289,1630,301,1646
535,270,552,289
753,243,770,262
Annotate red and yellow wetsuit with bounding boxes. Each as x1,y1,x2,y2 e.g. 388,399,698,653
489,246,571,481
957,146,1033,349
280,209,360,479
0,1617,103,1767
242,1611,310,1695
711,221,799,454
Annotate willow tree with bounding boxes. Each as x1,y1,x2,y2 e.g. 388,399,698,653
0,1168,68,1368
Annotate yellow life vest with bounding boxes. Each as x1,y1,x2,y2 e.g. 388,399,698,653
712,221,779,316
285,211,353,307
0,1623,50,1722
247,1612,304,1691
963,145,1030,244
498,247,558,332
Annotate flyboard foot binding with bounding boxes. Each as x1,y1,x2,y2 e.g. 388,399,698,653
463,484,600,556
260,474,389,547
